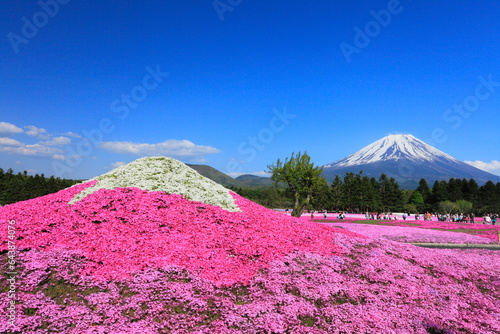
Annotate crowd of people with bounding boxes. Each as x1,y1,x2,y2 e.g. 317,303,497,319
360,211,499,225
305,210,498,225
435,213,498,225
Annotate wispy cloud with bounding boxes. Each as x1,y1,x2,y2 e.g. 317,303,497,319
98,139,221,157
465,160,500,176
0,143,65,160
227,171,271,178
0,137,23,147
0,122,24,136
63,131,82,138
189,158,209,163
0,125,70,160
41,136,71,146
111,161,126,168
24,125,51,139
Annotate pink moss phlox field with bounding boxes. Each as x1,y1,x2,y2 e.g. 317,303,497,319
1,239,499,333
311,216,500,241
2,183,500,333
0,181,359,287
327,222,499,244
388,219,500,241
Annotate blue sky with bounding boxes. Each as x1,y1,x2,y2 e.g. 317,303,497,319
1,0,500,179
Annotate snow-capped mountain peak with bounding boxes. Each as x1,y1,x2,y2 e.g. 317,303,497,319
325,134,459,168
322,134,500,188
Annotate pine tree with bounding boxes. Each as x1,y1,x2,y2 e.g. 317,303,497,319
463,178,479,204
378,174,403,211
430,180,448,208
342,172,356,212
478,181,499,214
447,178,463,202
369,177,381,211
330,175,342,211
416,178,430,203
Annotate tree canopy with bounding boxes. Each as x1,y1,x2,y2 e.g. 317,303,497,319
267,151,324,217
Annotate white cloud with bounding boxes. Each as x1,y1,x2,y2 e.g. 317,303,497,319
41,136,71,146
189,158,207,163
465,160,500,176
24,125,51,139
63,131,82,138
0,127,66,160
252,171,272,177
0,143,65,160
0,137,23,147
227,171,271,178
0,122,23,136
98,139,221,157
111,161,126,168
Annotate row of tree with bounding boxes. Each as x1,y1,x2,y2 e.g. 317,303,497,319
409,178,500,215
261,152,500,217
0,168,79,205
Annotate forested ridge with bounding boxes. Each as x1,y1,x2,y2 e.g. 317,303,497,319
0,168,80,205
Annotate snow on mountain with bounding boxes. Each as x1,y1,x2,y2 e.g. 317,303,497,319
325,134,460,168
323,134,500,188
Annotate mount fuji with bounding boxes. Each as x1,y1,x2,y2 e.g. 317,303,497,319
322,134,500,189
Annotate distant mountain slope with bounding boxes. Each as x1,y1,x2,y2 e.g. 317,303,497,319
323,134,500,188
186,164,245,188
186,164,274,188
235,174,274,187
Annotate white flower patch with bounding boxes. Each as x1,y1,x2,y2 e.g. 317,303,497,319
68,157,241,212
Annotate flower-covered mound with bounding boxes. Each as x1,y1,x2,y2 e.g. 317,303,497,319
68,157,240,212
1,181,358,287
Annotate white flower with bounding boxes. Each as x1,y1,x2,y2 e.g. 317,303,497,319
68,157,240,212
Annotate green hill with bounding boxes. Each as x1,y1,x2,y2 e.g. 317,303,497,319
186,164,246,188
186,164,273,188
235,174,274,187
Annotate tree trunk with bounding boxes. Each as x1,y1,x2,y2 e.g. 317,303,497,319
292,191,311,217
291,191,301,217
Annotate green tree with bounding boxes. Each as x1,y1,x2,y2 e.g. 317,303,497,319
369,177,381,211
430,180,448,209
478,181,500,214
379,174,404,212
341,172,356,212
463,178,479,204
329,175,343,211
447,178,463,202
439,200,457,215
267,151,323,217
409,190,424,207
455,199,473,214
310,177,330,211
359,174,375,212
416,178,430,203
